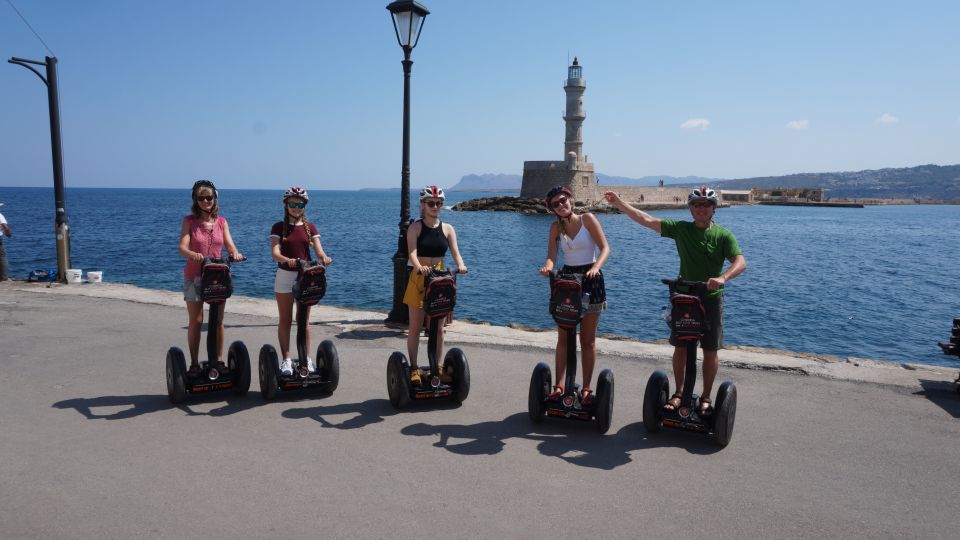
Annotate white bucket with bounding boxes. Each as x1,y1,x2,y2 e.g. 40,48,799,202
87,271,103,283
66,269,82,284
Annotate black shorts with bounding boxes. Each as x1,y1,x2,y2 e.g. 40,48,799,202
670,294,723,350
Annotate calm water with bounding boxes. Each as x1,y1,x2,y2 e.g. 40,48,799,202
1,186,958,367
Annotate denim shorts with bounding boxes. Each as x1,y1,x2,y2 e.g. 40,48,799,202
183,278,202,302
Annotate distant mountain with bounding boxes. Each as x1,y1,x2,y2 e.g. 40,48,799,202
716,164,960,199
448,174,522,191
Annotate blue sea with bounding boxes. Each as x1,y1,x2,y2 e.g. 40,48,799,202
1,186,958,367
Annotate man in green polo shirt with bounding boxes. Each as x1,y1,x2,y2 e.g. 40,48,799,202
604,186,747,416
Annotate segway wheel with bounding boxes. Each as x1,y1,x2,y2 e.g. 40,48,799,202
443,348,470,403
387,352,411,410
258,344,280,401
166,347,188,404
643,370,670,433
712,381,738,447
317,340,340,394
528,362,551,423
228,341,251,395
595,369,614,434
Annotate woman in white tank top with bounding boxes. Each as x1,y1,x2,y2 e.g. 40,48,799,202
538,187,611,404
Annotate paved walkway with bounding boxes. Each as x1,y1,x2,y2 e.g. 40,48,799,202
1,282,958,538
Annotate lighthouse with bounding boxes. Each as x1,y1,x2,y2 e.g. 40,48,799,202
564,57,585,163
520,57,596,201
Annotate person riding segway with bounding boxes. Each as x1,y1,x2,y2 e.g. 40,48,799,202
386,185,469,409
259,186,339,400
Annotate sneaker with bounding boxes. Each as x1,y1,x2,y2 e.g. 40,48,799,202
307,356,317,373
280,358,294,377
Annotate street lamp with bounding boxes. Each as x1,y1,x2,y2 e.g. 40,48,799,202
8,56,71,283
385,0,430,324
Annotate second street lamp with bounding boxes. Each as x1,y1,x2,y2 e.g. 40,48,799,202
385,0,430,324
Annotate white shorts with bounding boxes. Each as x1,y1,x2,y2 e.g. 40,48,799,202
274,268,298,294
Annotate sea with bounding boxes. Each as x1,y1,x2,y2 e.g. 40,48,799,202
1,186,958,368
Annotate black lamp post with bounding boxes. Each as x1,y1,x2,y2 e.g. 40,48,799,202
8,56,71,283
385,0,430,324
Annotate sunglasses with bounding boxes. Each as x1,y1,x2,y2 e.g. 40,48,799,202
424,200,443,209
691,202,713,209
287,202,306,209
196,196,215,203
550,196,569,209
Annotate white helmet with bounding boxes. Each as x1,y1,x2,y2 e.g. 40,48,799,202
419,185,445,201
283,186,309,202
688,185,719,206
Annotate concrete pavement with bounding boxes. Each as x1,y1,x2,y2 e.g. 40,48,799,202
1,281,958,539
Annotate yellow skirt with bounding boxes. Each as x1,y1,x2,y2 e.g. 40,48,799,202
403,261,445,309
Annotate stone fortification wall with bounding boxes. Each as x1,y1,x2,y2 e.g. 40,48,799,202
520,160,596,201
595,186,690,204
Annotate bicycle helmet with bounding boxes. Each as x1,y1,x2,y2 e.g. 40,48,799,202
688,185,719,206
419,185,445,201
283,186,309,203
544,186,573,208
192,179,218,199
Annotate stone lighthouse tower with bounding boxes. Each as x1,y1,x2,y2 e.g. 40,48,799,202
564,58,586,161
520,57,596,201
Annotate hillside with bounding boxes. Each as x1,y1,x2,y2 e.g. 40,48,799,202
715,164,960,199
449,164,960,199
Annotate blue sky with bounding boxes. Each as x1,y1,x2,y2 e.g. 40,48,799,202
2,0,957,189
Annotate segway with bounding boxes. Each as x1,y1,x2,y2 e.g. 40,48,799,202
387,266,469,409
259,260,340,400
166,256,251,404
642,278,737,446
935,316,960,395
528,271,614,433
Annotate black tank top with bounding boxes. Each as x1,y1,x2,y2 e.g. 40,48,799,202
416,219,449,258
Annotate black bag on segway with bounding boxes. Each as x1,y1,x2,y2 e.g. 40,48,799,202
423,269,457,317
293,261,327,306
669,292,709,341
550,274,584,329
199,261,233,303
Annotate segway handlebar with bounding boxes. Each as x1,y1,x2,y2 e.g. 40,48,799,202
662,277,707,295
203,255,246,265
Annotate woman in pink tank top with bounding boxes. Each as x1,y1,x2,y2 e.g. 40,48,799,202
177,180,243,371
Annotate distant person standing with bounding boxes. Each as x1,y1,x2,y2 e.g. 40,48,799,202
604,187,746,416
0,202,10,280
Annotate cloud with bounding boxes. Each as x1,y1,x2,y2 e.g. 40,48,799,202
876,113,899,125
680,118,710,131
785,120,809,130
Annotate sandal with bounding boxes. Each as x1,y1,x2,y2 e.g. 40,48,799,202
409,366,422,386
438,364,453,383
548,385,564,399
698,397,713,417
580,388,594,406
663,392,682,411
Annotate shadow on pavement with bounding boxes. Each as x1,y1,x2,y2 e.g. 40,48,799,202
334,328,405,340
53,393,263,419
401,412,722,470
916,379,960,418
283,398,399,429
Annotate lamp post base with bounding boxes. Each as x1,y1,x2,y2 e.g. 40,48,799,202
386,252,410,325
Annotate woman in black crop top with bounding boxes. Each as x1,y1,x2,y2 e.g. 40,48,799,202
402,185,467,386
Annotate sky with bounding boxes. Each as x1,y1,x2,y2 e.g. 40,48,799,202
1,0,958,189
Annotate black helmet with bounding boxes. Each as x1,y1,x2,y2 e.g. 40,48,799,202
544,186,573,208
192,179,218,199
